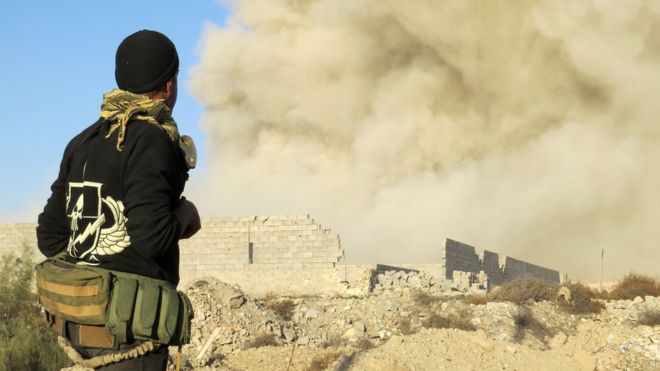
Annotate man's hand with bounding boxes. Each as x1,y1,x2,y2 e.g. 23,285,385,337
173,198,201,239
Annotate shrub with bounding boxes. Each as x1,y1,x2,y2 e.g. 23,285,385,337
557,283,604,314
0,245,71,370
465,294,489,305
398,317,416,335
465,278,604,315
266,299,296,321
243,333,279,349
307,350,343,371
490,278,558,305
609,273,660,300
411,290,441,307
638,309,660,327
422,312,476,331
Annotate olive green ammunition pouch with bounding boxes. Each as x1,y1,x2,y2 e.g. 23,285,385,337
35,258,193,346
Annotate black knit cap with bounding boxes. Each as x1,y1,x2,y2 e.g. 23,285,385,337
115,30,179,94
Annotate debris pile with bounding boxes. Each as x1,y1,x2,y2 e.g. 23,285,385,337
167,274,659,370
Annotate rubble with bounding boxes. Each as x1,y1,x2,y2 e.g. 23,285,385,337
157,275,660,370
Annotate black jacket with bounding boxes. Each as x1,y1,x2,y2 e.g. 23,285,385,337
37,118,188,284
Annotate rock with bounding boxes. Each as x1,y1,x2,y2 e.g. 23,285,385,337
218,334,233,345
633,296,644,304
343,305,351,311
556,286,571,303
305,308,320,319
353,321,366,332
342,328,361,340
193,280,209,288
378,330,387,339
283,327,297,342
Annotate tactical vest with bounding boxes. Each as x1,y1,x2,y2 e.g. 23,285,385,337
35,257,193,346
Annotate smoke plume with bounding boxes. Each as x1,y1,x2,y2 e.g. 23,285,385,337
189,0,660,281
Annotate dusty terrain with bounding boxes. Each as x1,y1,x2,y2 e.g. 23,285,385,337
161,274,659,371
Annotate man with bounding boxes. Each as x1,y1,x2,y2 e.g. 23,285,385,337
36,30,200,370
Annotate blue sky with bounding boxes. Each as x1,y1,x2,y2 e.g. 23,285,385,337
0,1,230,221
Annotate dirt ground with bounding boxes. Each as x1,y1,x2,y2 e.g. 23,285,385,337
63,275,660,370
192,324,657,371
164,277,658,371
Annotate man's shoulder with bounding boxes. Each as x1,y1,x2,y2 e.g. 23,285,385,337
63,118,105,154
128,119,170,136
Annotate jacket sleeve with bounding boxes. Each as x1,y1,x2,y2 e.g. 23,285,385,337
122,127,182,259
36,140,75,257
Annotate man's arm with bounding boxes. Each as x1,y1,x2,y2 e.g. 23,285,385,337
173,198,200,239
36,141,75,257
122,126,186,258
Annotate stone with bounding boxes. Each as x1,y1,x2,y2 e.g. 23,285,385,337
556,286,571,303
283,327,297,342
305,308,320,319
633,296,644,304
353,321,366,332
342,328,361,340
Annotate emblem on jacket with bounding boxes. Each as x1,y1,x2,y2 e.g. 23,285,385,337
66,181,131,264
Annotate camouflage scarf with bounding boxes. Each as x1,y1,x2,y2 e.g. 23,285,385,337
100,89,179,151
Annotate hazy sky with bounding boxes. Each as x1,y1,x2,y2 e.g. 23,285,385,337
0,0,229,220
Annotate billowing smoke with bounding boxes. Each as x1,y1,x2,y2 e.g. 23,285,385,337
189,0,660,281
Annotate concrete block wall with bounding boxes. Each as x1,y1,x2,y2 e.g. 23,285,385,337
502,256,560,283
0,223,39,258
0,216,343,271
480,250,505,285
442,238,561,285
179,215,343,275
442,239,482,279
